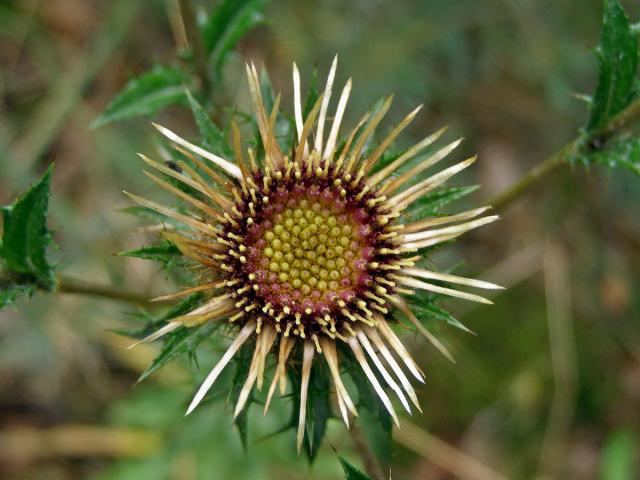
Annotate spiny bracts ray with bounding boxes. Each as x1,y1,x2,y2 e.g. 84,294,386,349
125,57,502,452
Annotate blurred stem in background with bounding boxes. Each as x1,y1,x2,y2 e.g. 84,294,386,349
5,0,141,185
348,426,386,480
57,275,157,307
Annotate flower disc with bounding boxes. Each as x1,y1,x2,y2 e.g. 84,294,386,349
222,163,397,339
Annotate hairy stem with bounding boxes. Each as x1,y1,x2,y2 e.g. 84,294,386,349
489,97,640,211
57,275,154,306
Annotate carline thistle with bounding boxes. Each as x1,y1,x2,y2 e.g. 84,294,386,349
126,57,502,452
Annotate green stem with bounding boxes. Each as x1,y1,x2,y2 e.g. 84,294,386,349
489,141,576,211
489,97,640,211
57,275,154,306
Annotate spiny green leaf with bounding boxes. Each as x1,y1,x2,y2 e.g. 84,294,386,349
410,295,472,333
303,365,331,462
340,345,393,467
358,408,393,472
1,165,55,291
339,456,372,480
118,293,205,340
186,91,232,157
372,149,403,174
587,136,640,177
586,0,638,132
288,357,332,463
406,185,479,222
92,65,188,128
202,0,267,76
139,321,217,382
229,341,255,449
0,282,35,310
119,240,184,268
303,68,320,119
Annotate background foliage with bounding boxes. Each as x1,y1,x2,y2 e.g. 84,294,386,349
1,0,640,479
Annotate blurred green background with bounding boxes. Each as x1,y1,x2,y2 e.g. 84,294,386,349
1,0,639,479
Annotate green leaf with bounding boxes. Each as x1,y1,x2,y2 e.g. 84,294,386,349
372,149,403,174
202,0,267,76
139,321,218,382
92,65,188,128
410,295,472,333
303,366,331,462
406,185,479,222
340,346,393,469
119,240,184,268
358,408,392,472
339,456,372,480
288,359,332,463
1,165,55,291
186,91,232,157
119,293,204,340
229,341,255,449
0,283,35,310
303,68,320,119
600,429,637,480
587,136,640,176
586,0,638,132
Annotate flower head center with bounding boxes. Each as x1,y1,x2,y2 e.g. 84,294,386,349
243,186,375,315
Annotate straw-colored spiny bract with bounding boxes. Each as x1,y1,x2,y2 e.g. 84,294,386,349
126,57,501,452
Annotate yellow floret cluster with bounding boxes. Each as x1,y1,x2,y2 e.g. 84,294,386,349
258,198,363,298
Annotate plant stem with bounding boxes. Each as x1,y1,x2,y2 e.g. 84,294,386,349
0,424,163,461
179,0,211,96
57,275,154,306
489,97,640,212
489,140,576,211
394,421,509,480
349,425,385,480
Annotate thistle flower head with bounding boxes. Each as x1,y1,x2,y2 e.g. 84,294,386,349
126,57,501,452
